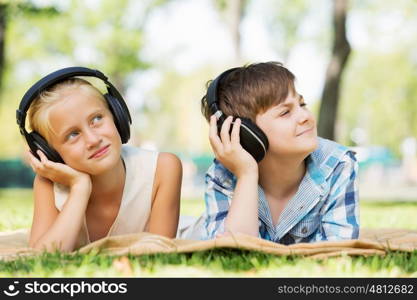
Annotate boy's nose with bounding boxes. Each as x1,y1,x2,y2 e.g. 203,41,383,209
297,109,310,124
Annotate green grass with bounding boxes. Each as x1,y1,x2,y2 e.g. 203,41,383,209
1,188,417,277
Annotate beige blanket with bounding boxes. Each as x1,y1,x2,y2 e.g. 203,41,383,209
1,228,416,261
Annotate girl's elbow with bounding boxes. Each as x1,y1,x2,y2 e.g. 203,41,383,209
30,239,73,253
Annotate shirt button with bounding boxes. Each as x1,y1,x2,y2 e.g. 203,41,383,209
301,227,308,234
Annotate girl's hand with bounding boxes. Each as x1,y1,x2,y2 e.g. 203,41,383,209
209,115,258,178
27,150,91,189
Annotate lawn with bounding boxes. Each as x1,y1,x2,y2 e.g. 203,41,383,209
0,188,416,277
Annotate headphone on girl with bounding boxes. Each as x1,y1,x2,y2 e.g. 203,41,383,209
16,66,132,164
205,68,269,163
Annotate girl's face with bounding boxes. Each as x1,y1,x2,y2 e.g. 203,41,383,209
47,90,122,175
255,90,318,158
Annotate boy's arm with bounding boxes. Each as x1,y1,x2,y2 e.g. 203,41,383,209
204,171,258,239
224,173,259,237
203,173,230,239
204,116,259,238
312,151,360,241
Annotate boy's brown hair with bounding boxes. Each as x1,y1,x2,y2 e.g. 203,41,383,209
201,61,296,122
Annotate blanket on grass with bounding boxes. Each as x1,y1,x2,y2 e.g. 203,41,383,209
1,228,416,261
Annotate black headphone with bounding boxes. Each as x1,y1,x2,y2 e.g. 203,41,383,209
16,66,132,164
205,68,269,163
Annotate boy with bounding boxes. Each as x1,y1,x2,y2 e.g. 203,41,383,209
200,62,359,244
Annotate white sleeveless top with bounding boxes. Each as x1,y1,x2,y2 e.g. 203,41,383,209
53,145,159,248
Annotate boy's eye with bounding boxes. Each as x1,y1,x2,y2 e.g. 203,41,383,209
280,103,307,116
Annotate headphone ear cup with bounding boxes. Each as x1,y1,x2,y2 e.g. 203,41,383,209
238,118,269,162
29,131,64,163
104,94,131,144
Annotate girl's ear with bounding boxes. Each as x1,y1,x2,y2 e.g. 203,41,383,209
103,93,131,144
29,131,65,164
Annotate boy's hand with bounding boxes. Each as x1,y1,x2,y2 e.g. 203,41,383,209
27,150,91,190
209,115,258,178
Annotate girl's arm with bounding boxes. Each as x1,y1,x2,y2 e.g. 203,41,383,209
147,152,182,238
28,150,92,252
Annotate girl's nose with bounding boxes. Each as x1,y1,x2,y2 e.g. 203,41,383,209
85,129,102,149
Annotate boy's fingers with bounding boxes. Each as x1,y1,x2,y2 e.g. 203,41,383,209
231,118,241,145
209,115,223,152
220,116,233,148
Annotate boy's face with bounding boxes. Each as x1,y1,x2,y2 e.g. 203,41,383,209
255,90,318,158
47,89,122,175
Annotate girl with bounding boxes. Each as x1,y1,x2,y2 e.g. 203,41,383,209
23,71,182,252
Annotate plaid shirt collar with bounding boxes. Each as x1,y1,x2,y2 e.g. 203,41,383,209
257,137,352,241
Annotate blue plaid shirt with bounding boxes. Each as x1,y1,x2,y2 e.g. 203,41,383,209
202,137,359,244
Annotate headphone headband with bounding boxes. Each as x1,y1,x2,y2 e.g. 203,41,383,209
205,66,269,163
206,67,239,116
16,66,131,135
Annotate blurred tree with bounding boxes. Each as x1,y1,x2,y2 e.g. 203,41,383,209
0,0,169,158
65,0,169,93
0,0,61,100
213,0,249,63
317,0,351,140
138,67,214,154
0,3,6,92
263,0,310,62
337,0,417,156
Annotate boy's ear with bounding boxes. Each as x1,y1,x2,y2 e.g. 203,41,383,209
238,118,269,163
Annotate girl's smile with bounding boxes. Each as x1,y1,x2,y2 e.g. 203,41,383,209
89,144,111,159
47,89,122,175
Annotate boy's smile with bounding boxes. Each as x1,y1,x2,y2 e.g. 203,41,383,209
255,90,318,157
47,89,122,175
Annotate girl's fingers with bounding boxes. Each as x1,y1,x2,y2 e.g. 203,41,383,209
28,160,35,172
220,116,233,148
231,118,241,145
29,151,41,168
37,150,47,163
209,115,223,152
37,150,54,169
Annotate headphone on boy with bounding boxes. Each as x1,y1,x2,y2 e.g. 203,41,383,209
16,66,132,164
205,68,269,163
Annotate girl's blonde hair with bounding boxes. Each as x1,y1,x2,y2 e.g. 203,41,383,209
28,78,107,143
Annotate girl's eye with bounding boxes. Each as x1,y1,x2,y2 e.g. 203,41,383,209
281,111,289,116
67,131,79,140
301,103,307,107
92,114,103,123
